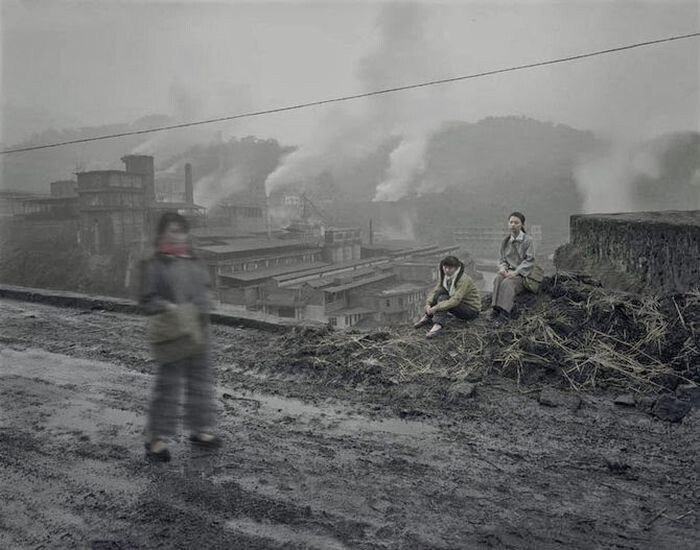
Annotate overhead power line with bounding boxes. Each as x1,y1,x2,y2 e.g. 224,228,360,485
2,31,699,156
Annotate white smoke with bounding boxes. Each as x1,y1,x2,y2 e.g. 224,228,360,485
131,79,253,168
574,135,683,214
574,145,637,214
376,211,416,241
194,165,248,210
374,131,428,201
264,103,387,197
363,4,454,202
265,3,453,201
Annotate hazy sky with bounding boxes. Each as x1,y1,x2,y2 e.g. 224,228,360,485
1,0,699,148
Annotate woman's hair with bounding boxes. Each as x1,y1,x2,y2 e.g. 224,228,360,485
440,255,461,268
508,211,526,233
155,212,189,237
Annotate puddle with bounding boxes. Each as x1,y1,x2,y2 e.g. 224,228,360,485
225,518,348,550
44,401,140,435
220,388,438,438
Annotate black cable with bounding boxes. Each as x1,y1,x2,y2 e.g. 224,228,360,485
2,31,698,155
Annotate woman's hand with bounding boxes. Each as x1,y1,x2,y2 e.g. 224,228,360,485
505,271,519,279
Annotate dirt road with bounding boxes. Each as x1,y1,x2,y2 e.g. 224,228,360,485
1,299,698,549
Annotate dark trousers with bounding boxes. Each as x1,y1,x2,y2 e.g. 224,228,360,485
429,290,479,326
146,349,216,437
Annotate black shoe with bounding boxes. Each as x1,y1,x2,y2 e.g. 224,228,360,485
144,438,171,462
413,315,432,329
189,432,222,449
490,309,506,327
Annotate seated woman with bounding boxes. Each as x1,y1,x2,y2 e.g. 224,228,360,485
491,211,536,322
414,255,481,338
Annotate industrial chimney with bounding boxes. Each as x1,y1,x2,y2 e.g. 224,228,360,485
184,163,193,204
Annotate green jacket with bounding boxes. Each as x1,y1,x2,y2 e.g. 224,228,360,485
426,263,481,313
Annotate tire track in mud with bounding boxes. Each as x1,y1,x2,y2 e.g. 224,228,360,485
0,349,371,549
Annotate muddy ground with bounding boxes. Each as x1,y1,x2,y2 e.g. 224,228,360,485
0,298,698,549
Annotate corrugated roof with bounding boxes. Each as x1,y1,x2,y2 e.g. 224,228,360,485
323,273,394,293
219,262,330,283
196,238,320,255
148,202,205,210
409,245,460,257
374,283,428,296
191,226,253,239
329,306,375,316
274,257,391,284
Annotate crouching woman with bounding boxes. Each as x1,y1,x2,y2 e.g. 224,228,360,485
414,255,480,338
139,212,220,461
491,211,536,321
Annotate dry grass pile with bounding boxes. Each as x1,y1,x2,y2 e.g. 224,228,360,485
274,273,699,394
493,273,699,392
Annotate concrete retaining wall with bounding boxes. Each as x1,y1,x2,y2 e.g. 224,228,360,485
0,284,314,332
562,210,700,293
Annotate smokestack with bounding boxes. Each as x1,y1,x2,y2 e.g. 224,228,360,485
184,163,193,204
265,195,272,240
369,218,374,245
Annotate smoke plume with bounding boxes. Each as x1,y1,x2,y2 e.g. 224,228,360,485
574,132,700,213
265,3,453,201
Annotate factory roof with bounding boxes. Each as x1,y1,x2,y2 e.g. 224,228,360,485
219,262,330,283
328,306,375,316
195,238,320,256
322,272,394,293
148,201,205,211
274,257,391,283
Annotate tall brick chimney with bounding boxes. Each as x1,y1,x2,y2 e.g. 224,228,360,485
184,163,193,204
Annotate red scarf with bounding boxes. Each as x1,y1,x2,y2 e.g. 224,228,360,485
157,239,190,257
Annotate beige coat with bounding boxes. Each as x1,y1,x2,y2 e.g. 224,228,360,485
426,264,481,313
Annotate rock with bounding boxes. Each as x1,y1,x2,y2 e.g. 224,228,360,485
604,454,631,475
614,393,636,407
652,395,692,423
538,388,581,410
396,383,424,401
675,384,700,407
447,382,476,403
636,396,656,414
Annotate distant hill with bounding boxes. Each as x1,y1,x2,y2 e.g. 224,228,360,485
0,116,292,201
0,115,174,192
413,116,599,245
4,115,695,249
320,117,599,247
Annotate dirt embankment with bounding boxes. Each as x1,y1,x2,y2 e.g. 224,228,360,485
1,276,699,549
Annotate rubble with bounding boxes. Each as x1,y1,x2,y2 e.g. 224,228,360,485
271,273,700,405
652,395,693,423
613,393,636,407
675,384,700,407
538,388,581,410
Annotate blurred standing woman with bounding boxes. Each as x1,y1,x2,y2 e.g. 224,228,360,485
140,212,220,461
491,212,536,321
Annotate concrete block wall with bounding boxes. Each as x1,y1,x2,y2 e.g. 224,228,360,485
569,210,700,293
